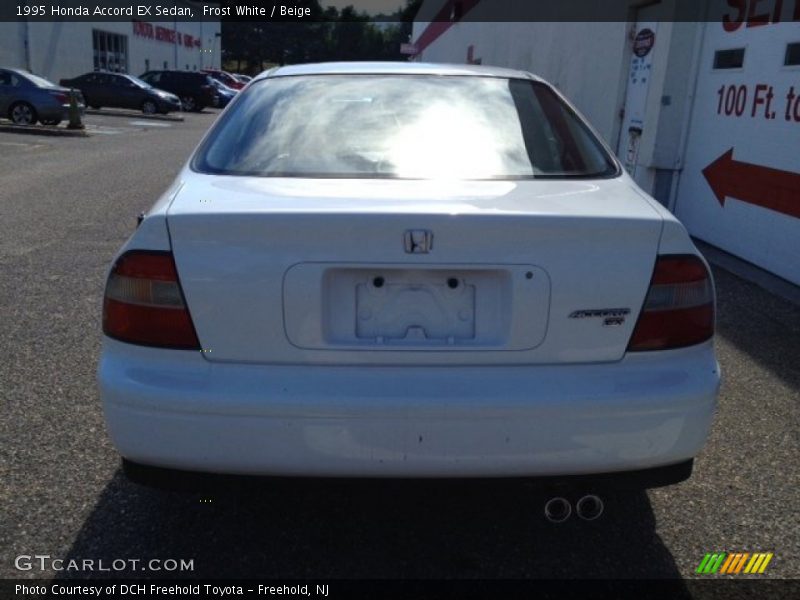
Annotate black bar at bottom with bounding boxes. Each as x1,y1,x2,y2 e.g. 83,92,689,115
4,578,799,600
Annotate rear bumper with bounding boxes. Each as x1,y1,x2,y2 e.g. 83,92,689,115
98,339,720,478
37,103,83,121
156,98,181,112
122,457,695,491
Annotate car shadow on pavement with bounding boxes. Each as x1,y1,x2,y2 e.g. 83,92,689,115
60,471,690,584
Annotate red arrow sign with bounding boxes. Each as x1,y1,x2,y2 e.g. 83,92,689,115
702,148,800,219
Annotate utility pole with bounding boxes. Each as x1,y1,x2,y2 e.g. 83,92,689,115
23,19,32,71
174,16,178,68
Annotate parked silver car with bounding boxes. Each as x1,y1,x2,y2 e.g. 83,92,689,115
0,68,85,126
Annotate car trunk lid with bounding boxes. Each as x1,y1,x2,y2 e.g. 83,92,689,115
166,173,663,365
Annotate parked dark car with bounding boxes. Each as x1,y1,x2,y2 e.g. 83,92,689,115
138,70,218,112
0,67,84,126
59,72,181,115
209,78,237,108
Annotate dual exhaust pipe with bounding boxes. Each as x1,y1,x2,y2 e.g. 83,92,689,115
544,494,604,523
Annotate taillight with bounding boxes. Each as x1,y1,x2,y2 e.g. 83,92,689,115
627,255,714,352
103,250,200,349
50,91,70,104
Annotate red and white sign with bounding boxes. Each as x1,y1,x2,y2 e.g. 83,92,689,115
674,17,800,285
132,21,200,49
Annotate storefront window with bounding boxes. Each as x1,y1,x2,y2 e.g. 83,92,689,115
92,30,128,73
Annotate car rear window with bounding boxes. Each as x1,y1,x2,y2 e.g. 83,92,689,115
192,75,618,180
20,72,58,88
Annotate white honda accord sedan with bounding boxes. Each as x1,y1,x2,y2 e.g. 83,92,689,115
98,62,720,492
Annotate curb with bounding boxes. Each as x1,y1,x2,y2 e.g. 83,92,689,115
0,123,90,137
85,109,184,122
694,239,800,306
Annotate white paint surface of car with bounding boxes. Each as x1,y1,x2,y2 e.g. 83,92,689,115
98,62,720,480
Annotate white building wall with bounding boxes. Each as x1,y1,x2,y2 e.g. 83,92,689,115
618,19,705,200
0,19,221,83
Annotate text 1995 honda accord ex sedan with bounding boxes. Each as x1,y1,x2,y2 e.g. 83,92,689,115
98,62,720,493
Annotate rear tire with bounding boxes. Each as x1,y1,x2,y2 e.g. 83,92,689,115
9,102,37,125
141,99,158,115
180,95,197,112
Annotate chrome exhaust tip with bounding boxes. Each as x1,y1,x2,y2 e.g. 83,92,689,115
575,494,604,521
544,497,572,523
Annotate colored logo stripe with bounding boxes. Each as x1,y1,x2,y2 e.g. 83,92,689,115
696,553,726,574
720,553,749,574
745,553,774,574
697,552,773,574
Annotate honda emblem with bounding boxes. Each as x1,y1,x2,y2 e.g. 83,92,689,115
404,230,433,254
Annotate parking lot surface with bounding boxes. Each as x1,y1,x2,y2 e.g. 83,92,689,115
1,111,798,581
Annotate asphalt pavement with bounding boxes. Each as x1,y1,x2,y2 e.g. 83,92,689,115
0,111,798,583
